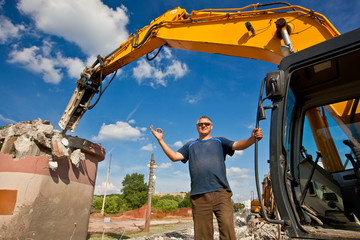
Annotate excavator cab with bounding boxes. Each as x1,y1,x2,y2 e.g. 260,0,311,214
257,28,360,239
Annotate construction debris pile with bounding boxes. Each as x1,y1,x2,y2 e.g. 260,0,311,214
234,214,289,240
0,118,99,169
127,214,289,240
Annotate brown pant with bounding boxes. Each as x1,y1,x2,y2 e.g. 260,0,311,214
190,189,236,240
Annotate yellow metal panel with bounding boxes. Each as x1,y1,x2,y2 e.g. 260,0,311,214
96,4,339,82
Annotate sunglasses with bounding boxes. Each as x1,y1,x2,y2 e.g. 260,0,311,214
197,122,212,127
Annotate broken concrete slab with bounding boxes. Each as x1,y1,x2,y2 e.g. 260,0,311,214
0,118,104,164
70,149,85,167
48,160,58,171
51,133,70,159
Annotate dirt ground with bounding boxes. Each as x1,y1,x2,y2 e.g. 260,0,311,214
87,213,289,239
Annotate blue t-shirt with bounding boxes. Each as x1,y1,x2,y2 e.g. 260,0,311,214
177,137,235,196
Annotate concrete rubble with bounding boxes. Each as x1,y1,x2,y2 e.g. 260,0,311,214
0,118,98,170
117,214,290,240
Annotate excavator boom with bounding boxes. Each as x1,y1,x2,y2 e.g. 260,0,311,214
59,2,339,132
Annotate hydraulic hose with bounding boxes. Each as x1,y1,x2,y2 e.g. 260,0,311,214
255,77,285,225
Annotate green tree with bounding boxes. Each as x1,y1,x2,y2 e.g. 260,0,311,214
151,195,161,208
104,194,121,213
160,194,183,202
151,194,190,211
178,192,191,208
92,195,104,211
121,173,148,209
92,194,127,214
233,202,245,212
154,199,178,211
116,194,128,212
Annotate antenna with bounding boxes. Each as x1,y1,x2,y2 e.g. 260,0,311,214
101,154,112,216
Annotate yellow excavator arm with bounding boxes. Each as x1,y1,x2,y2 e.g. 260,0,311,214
59,2,339,132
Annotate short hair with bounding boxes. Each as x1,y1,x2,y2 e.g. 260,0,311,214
196,116,212,124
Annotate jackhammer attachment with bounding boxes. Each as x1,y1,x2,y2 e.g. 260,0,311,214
58,67,98,132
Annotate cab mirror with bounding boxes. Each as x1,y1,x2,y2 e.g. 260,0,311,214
265,70,285,100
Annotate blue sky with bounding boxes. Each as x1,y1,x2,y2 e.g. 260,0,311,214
1,0,359,202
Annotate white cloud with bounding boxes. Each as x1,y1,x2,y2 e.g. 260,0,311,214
141,143,154,151
132,49,188,88
4,0,129,84
0,114,17,124
94,181,121,195
154,175,190,194
0,15,25,44
173,141,183,148
229,178,257,202
17,0,129,56
92,121,144,142
184,92,203,104
153,47,172,62
166,60,188,79
173,170,187,177
126,102,142,122
158,162,172,169
232,150,244,158
6,0,188,86
7,41,85,84
57,55,85,79
133,59,152,83
8,45,62,84
128,119,136,124
247,124,255,129
226,167,252,179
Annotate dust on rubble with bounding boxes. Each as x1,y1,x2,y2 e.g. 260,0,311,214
234,214,290,240
0,118,103,169
89,213,289,240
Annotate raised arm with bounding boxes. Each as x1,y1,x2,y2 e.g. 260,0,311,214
150,125,184,162
232,128,263,151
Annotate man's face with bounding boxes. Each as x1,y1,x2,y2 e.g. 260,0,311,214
196,118,213,136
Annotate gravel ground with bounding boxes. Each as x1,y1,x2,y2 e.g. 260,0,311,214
127,214,289,240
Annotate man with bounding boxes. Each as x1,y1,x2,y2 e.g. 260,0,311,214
151,116,263,240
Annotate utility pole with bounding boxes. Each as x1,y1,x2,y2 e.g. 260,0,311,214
144,153,157,232
101,154,112,216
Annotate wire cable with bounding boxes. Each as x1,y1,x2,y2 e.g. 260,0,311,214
85,69,118,110
146,45,164,61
